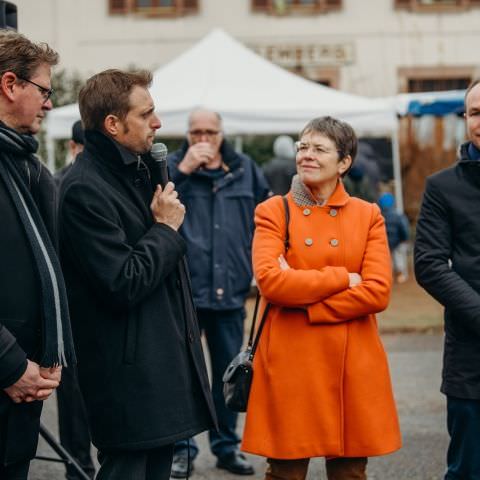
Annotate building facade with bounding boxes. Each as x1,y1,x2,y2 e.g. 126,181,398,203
13,0,480,97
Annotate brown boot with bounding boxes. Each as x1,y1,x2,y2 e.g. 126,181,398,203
265,458,309,480
326,457,368,480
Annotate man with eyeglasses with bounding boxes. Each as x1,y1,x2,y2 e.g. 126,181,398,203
0,31,76,480
168,109,271,478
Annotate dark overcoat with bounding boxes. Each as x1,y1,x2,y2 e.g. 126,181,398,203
59,131,216,451
0,147,57,465
415,142,480,400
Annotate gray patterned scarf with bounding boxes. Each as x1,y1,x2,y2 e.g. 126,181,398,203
0,122,76,367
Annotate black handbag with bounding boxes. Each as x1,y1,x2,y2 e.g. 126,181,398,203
222,196,290,413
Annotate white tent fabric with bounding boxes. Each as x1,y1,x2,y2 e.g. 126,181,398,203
44,29,402,208
45,29,396,141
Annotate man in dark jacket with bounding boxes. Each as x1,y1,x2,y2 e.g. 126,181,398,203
168,109,271,477
55,120,95,480
59,70,216,480
415,79,480,480
0,31,76,480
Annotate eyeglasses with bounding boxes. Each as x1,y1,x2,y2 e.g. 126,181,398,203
17,76,54,103
188,129,221,139
295,141,340,157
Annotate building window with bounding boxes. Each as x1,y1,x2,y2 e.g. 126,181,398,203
251,0,342,15
398,66,473,93
395,0,480,12
108,0,198,16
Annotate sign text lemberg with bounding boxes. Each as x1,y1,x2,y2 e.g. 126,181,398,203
253,43,355,67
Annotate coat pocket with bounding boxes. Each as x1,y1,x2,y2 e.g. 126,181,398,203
123,310,138,365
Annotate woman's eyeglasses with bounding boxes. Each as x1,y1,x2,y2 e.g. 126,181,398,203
295,141,340,157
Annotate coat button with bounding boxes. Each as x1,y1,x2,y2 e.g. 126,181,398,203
305,238,313,246
330,238,339,247
133,178,143,188
176,279,181,289
329,209,338,217
216,288,224,296
303,208,311,216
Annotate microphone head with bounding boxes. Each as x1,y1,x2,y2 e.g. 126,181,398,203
150,142,168,162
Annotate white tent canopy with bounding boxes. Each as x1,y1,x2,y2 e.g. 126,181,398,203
46,29,396,140
45,29,401,207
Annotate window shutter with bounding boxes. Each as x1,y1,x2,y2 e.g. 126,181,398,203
109,0,129,13
252,0,270,11
183,0,198,11
325,0,342,8
395,0,413,8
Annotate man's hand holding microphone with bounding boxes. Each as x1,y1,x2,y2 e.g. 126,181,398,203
149,142,185,231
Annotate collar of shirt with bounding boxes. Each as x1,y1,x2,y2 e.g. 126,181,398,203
468,142,480,161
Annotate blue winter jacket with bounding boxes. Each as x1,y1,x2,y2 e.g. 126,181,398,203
168,141,271,310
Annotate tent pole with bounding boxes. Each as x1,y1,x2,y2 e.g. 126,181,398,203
234,135,243,153
391,125,404,214
391,123,409,280
46,134,56,173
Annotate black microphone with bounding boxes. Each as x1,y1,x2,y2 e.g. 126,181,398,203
150,142,169,189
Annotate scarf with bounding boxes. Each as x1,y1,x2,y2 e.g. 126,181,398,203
0,122,76,367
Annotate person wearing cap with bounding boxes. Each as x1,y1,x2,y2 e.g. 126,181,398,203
55,118,95,480
54,119,84,185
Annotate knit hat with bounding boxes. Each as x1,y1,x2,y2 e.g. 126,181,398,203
378,192,395,209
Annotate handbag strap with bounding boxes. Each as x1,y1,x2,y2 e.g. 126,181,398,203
247,195,290,359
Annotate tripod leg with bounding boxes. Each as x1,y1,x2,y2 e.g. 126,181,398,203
38,423,91,480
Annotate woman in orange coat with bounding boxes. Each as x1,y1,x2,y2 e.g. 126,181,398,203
242,116,401,480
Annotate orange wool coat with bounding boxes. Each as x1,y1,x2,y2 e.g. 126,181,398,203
241,180,401,460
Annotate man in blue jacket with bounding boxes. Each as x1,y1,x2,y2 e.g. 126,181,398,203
168,109,271,477
415,79,480,480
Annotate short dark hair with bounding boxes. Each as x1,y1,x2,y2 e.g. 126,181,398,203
465,79,480,107
0,30,58,81
299,116,357,176
79,69,153,131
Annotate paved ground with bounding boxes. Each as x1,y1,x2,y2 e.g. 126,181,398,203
30,332,448,480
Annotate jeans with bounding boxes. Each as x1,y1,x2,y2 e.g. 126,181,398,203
445,395,480,480
174,308,244,460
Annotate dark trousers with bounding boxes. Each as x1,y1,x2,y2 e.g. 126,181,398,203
0,460,30,480
445,396,480,480
56,365,95,479
96,444,173,480
174,308,244,459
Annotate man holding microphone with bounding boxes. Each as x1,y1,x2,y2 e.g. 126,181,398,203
58,69,216,480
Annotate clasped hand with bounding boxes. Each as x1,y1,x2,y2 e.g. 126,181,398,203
278,254,362,287
4,360,62,403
